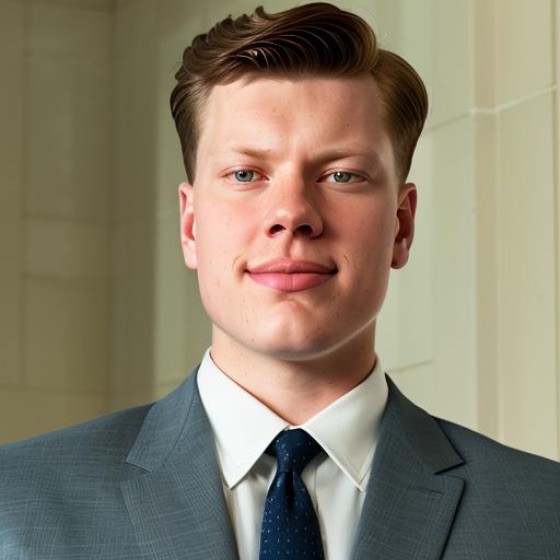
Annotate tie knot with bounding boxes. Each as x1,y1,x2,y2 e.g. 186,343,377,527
266,429,323,475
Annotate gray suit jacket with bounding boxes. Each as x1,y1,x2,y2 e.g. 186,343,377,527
1,369,559,559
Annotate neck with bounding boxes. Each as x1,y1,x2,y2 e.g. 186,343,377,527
209,328,377,425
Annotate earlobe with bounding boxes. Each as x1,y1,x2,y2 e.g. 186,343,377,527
178,182,198,269
391,183,417,269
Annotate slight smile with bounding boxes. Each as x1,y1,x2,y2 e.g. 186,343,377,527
246,258,337,293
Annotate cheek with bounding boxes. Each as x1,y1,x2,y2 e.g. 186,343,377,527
343,209,396,257
194,205,251,278
196,203,236,250
339,212,396,298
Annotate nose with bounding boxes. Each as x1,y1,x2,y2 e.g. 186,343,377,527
263,177,323,239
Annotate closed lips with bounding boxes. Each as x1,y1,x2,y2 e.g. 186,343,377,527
246,259,337,292
247,258,337,275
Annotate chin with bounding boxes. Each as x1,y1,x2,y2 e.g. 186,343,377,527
249,333,347,363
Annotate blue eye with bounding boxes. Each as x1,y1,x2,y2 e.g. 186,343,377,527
322,171,363,184
233,170,255,182
331,171,355,183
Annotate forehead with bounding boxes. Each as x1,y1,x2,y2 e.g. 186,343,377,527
206,74,381,122
196,74,392,162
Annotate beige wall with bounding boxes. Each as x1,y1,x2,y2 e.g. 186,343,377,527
1,0,559,461
473,0,558,458
110,0,210,410
0,0,113,442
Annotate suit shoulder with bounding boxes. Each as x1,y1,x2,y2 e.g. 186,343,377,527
0,406,154,557
0,404,152,474
437,416,560,484
434,417,560,555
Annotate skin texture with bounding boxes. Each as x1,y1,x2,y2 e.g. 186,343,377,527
179,74,416,424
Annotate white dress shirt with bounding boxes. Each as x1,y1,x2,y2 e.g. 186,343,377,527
197,348,388,560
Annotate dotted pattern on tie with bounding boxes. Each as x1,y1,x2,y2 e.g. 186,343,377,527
259,429,325,560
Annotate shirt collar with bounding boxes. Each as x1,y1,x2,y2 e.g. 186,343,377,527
300,359,388,490
197,348,388,492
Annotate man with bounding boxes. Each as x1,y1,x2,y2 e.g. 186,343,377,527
1,3,559,559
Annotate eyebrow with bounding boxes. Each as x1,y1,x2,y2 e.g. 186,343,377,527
212,146,275,159
210,145,382,165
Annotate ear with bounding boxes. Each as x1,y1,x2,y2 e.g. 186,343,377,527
391,183,417,269
178,182,198,269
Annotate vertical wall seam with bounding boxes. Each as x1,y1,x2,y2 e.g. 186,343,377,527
107,0,117,413
492,0,505,443
472,0,495,438
109,0,121,411
20,0,31,387
549,0,560,459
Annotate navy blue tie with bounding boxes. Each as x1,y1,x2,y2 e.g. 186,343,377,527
259,429,325,559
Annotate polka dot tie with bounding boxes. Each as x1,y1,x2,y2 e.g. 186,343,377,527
259,429,325,559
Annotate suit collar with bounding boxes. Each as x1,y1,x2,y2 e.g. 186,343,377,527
121,370,466,560
121,368,239,560
124,367,202,472
350,376,465,560
383,376,464,474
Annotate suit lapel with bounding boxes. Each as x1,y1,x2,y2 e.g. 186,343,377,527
351,377,465,560
121,370,465,560
120,370,239,560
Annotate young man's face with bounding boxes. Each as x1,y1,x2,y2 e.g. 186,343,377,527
179,74,416,364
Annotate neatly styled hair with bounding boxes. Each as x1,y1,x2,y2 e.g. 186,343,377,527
170,2,428,183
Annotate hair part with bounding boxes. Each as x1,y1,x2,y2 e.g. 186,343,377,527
170,2,428,183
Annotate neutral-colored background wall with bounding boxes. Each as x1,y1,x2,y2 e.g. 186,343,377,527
0,0,559,462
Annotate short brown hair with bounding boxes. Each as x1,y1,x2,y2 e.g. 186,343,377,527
170,2,428,183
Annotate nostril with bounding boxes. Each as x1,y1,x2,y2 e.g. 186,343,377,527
269,224,285,235
296,224,314,236
267,221,318,237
